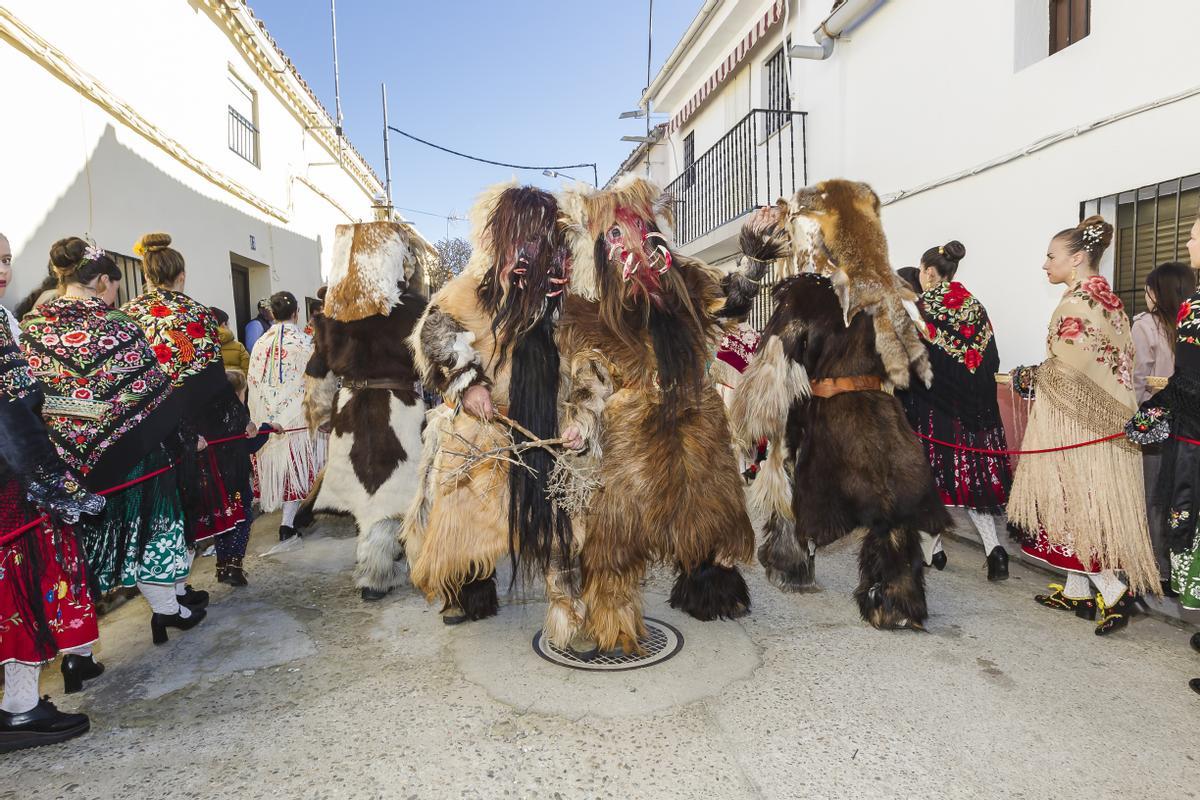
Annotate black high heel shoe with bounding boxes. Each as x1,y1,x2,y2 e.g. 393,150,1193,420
930,551,947,571
151,606,207,645
986,546,1009,581
176,585,209,609
61,653,105,694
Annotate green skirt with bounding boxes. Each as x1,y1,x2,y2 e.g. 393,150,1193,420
1171,543,1200,612
80,447,191,593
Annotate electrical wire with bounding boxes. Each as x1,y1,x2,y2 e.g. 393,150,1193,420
387,125,596,177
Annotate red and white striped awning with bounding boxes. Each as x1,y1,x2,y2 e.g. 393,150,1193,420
667,0,785,135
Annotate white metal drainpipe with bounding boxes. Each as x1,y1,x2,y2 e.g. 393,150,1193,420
788,0,886,60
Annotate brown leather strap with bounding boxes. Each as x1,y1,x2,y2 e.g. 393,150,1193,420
344,378,415,391
810,375,882,398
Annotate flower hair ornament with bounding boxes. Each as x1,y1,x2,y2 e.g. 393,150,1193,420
1081,223,1106,251
132,239,146,258
80,244,107,266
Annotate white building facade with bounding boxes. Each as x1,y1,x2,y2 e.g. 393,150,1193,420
0,0,398,338
623,0,1200,365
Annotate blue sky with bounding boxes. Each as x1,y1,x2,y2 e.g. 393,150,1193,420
248,0,699,242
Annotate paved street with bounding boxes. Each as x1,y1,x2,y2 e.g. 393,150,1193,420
4,512,1197,800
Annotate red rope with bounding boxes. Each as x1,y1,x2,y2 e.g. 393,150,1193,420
913,430,1126,455
0,425,311,547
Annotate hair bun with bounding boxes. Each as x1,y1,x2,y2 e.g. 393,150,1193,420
942,240,966,263
137,232,172,253
1077,215,1113,252
49,236,89,271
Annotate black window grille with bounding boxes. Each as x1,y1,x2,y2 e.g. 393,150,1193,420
682,131,695,190
764,42,791,135
228,105,260,167
111,252,145,306
1084,173,1200,315
1049,0,1090,55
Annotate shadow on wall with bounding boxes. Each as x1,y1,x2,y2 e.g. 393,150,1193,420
8,124,321,314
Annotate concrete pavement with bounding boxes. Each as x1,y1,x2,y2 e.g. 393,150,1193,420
3,513,1197,800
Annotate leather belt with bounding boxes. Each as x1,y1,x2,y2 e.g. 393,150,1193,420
343,378,415,391
810,375,882,398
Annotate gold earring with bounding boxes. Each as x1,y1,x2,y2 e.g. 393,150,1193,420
1069,267,1077,284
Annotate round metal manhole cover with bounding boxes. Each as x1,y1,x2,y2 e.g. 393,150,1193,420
532,617,684,671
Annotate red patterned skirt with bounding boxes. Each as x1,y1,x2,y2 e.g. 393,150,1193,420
1020,527,1102,575
0,481,99,666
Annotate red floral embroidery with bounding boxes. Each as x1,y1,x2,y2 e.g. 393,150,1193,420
185,321,205,339
152,343,172,364
1179,301,1190,324
925,322,937,339
1057,316,1085,341
149,305,172,318
1081,275,1122,312
963,349,983,371
959,324,975,339
62,331,89,346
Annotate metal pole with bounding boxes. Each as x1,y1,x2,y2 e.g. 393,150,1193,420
645,0,654,177
591,164,598,187
328,0,343,139
381,82,393,208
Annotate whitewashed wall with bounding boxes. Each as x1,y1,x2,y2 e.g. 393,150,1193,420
0,0,383,322
642,0,1200,367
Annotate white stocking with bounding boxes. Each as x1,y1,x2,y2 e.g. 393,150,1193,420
1089,570,1127,607
1,662,41,714
281,500,300,528
173,548,196,598
139,581,189,618
1062,571,1092,599
61,645,92,657
918,532,944,566
967,510,1001,553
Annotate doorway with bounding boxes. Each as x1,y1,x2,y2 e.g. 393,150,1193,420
231,264,251,344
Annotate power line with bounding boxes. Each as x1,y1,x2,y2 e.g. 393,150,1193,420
387,126,598,186
395,206,467,222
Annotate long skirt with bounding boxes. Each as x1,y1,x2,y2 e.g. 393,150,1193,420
904,396,1012,514
78,447,191,593
0,480,98,666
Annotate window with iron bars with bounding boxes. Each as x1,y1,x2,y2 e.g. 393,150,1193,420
228,106,260,167
1083,173,1200,315
1049,0,1090,55
764,41,792,135
111,252,145,306
682,131,695,190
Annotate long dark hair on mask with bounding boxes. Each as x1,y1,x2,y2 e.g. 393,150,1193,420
592,236,707,427
506,311,573,588
476,186,567,372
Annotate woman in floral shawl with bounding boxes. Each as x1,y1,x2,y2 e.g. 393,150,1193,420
1008,216,1159,636
22,237,206,646
123,232,253,586
900,240,1013,581
249,291,326,541
0,251,105,753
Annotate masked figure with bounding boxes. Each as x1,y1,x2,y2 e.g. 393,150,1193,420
551,176,762,656
300,221,431,600
731,180,950,630
405,185,573,626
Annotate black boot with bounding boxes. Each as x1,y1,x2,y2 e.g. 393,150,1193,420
0,697,89,754
986,546,1009,581
930,551,948,571
150,606,207,645
176,585,209,609
669,560,751,621
60,654,105,694
279,525,298,542
1095,592,1137,636
219,557,247,587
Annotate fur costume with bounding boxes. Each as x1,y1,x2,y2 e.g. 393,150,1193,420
405,185,573,623
301,220,431,597
731,180,950,630
554,176,761,654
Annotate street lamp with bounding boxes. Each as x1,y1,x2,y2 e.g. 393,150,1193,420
542,166,598,187
620,136,656,143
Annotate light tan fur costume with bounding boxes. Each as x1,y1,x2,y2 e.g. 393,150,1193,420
554,176,763,654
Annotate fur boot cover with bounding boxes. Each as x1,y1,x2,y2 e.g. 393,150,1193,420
730,181,950,630
302,221,430,593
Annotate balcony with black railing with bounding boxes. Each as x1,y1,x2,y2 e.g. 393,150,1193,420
667,108,806,247
228,106,259,167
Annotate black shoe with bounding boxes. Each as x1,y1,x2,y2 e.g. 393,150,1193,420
361,587,389,602
986,546,1009,581
61,654,105,694
930,551,947,571
1190,631,1200,654
279,525,298,542
1162,580,1180,599
1191,678,1200,696
150,606,207,645
1095,593,1136,636
1034,584,1097,620
176,585,209,609
218,557,248,587
0,697,89,754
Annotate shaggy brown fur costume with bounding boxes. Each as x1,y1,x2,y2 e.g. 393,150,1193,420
556,177,761,654
731,180,949,630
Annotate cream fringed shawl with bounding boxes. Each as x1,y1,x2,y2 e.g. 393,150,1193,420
1008,276,1159,594
249,322,327,511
